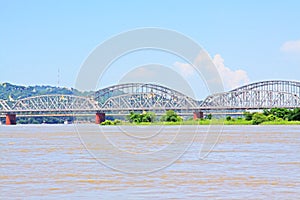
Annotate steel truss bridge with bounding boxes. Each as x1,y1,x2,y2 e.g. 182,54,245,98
1,80,300,124
202,80,300,110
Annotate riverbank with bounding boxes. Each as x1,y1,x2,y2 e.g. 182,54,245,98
101,119,300,126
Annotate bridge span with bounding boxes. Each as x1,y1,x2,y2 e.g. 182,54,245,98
1,80,300,124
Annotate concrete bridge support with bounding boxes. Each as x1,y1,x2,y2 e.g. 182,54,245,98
6,113,16,125
95,112,105,124
193,111,204,120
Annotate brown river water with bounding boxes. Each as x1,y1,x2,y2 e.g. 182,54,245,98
1,125,299,199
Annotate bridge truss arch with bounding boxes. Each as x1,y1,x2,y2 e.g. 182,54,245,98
101,92,197,112
231,80,300,95
11,95,100,112
201,80,300,109
95,83,199,112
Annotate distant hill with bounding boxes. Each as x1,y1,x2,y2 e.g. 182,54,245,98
0,82,91,101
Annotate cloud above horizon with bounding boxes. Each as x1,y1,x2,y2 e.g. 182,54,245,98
174,53,249,90
173,61,195,78
281,40,300,54
212,54,249,90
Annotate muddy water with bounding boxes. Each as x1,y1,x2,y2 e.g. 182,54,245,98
1,125,300,199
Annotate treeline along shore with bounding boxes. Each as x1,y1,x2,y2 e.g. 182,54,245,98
100,108,300,126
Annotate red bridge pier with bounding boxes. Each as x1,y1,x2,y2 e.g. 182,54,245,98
95,112,105,124
6,113,17,125
193,111,204,120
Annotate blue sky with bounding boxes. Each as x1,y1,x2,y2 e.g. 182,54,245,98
1,1,300,98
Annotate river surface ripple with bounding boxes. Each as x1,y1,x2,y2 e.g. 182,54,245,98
1,125,299,199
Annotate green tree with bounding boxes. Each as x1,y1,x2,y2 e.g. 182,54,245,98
141,111,156,122
226,116,232,121
288,108,300,121
161,110,182,122
268,108,291,119
127,111,156,123
252,113,267,125
205,114,212,120
263,109,270,116
266,114,276,121
128,112,140,123
243,112,254,121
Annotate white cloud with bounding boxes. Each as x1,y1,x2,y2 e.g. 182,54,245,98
174,53,249,90
213,54,249,90
281,40,300,54
173,61,195,77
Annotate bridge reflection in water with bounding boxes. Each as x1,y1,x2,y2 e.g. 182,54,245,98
1,80,300,125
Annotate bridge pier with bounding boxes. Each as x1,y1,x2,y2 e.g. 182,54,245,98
193,111,203,120
6,113,17,125
95,112,105,124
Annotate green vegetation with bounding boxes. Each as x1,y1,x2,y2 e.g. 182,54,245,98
101,119,122,125
226,116,232,121
0,82,90,101
99,108,300,126
160,110,182,122
100,110,183,126
205,113,212,120
243,112,253,121
127,111,156,123
251,113,267,125
243,108,300,125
